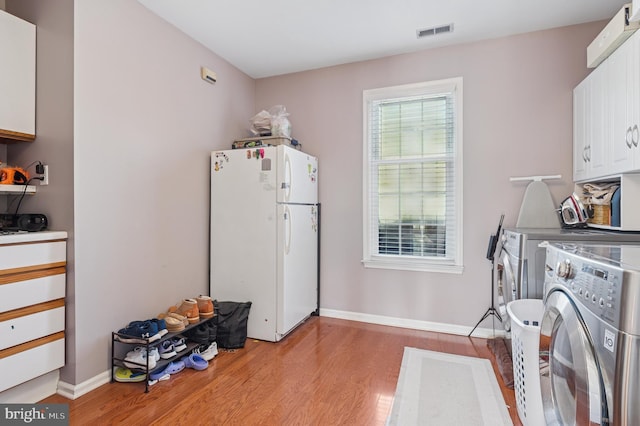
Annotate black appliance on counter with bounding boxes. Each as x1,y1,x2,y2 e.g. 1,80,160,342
0,213,48,232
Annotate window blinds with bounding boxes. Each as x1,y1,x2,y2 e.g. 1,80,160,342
367,91,457,261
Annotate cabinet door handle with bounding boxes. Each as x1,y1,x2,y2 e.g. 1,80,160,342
633,125,639,148
586,145,591,162
627,126,633,148
583,146,588,162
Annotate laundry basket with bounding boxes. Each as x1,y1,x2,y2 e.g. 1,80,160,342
506,299,545,426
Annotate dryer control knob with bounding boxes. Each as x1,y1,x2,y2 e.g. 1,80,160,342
557,259,574,279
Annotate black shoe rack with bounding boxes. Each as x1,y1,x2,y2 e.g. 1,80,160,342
111,315,216,393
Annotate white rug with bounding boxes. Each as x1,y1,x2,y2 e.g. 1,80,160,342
387,347,513,426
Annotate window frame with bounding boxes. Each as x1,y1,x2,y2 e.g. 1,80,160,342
362,77,464,273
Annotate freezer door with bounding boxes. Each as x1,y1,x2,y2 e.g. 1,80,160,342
276,145,318,204
276,203,318,339
210,149,278,341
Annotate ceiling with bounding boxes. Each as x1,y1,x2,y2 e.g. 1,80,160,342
137,0,628,79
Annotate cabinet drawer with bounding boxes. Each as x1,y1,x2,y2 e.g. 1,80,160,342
0,241,66,274
0,304,65,350
0,334,64,393
0,271,65,312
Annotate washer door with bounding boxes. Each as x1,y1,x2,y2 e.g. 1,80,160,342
539,289,607,425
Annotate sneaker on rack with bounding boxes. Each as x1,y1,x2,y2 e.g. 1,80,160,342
196,295,214,319
193,342,218,361
149,346,160,362
124,349,156,371
126,346,159,363
171,337,187,353
158,340,177,359
117,320,161,343
149,318,168,337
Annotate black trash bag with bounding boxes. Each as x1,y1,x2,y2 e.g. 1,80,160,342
213,300,252,349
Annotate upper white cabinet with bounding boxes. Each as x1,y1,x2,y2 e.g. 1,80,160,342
573,79,588,181
574,30,640,181
573,63,609,181
0,10,36,143
609,32,640,174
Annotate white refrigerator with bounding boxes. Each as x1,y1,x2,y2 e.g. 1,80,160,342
210,145,318,342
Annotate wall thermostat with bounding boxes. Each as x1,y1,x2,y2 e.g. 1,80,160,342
201,66,217,84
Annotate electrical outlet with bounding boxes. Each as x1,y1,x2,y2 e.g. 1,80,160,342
41,165,49,186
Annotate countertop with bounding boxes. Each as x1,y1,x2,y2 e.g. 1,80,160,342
0,230,68,244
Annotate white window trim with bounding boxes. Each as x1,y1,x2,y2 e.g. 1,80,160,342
361,77,464,274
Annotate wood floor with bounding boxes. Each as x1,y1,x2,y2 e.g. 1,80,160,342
41,316,523,425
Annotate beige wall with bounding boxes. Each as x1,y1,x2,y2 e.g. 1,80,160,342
255,22,601,329
71,0,254,384
6,0,255,387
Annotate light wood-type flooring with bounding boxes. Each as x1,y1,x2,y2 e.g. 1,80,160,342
41,316,523,425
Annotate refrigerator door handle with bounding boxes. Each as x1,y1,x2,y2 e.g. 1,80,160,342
284,206,292,254
283,153,292,202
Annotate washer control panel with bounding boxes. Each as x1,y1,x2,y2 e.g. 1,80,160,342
572,262,621,326
551,251,622,328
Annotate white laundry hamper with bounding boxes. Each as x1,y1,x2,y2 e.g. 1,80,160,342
507,299,545,426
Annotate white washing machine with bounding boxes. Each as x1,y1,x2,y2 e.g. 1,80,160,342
497,228,640,331
539,243,640,425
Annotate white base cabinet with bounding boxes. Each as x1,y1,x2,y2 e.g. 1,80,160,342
0,233,67,393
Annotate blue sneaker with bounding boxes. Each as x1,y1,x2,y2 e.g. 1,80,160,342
116,320,161,342
149,318,168,337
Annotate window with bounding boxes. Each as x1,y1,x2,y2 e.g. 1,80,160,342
362,78,463,273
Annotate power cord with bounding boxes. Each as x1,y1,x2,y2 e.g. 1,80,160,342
3,160,45,215
13,176,43,215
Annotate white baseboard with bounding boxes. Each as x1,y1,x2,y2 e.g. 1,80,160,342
57,370,111,400
319,308,506,339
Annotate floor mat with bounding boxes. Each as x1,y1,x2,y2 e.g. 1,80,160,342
387,347,513,426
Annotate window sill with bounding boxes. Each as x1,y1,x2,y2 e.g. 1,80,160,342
361,258,464,274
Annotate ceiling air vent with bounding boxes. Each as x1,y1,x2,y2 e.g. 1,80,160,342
416,23,454,38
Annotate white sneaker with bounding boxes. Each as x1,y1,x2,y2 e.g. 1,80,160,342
124,350,157,370
126,346,160,362
193,342,218,361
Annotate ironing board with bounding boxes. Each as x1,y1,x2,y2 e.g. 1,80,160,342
511,175,561,228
